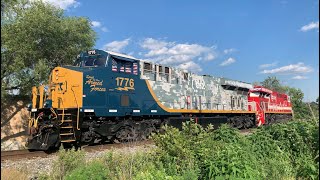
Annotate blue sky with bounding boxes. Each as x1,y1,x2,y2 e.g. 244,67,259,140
46,0,318,101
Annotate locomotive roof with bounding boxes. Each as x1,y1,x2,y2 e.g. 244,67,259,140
105,50,140,61
102,50,252,87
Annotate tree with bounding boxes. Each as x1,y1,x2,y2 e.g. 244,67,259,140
260,76,286,93
252,81,261,86
1,0,96,100
284,86,310,119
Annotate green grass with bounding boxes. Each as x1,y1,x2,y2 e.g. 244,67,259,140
42,117,319,180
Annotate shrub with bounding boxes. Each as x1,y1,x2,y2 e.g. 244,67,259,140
101,150,147,179
152,119,319,180
248,129,294,179
152,121,204,178
254,119,319,179
65,161,108,180
40,118,319,180
50,147,85,179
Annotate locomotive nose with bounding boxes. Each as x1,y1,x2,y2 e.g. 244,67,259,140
50,67,83,109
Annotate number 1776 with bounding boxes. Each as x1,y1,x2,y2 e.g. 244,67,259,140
115,77,134,88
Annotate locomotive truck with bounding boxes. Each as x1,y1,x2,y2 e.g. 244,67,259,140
26,49,293,150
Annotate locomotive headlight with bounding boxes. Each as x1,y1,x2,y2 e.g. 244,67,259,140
26,103,32,111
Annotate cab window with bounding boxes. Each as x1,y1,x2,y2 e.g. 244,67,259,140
94,57,106,66
125,63,132,73
112,58,138,75
85,58,95,66
84,57,106,67
183,72,188,81
144,62,152,72
132,63,138,75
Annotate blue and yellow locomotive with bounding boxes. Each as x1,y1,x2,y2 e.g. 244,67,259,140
27,49,257,150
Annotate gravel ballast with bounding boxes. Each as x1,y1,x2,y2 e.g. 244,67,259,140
1,143,155,179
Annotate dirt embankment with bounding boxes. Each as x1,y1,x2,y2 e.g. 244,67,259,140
1,98,29,151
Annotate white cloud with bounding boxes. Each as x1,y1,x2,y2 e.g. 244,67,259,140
42,0,80,9
220,57,236,66
140,38,217,67
300,21,319,32
223,48,237,54
103,38,130,52
141,38,173,50
260,62,313,74
91,21,101,28
177,61,202,72
292,75,308,80
90,21,108,32
101,27,109,32
259,62,278,69
204,53,215,61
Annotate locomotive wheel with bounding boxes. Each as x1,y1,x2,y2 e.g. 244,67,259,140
231,117,243,129
81,131,95,145
243,119,252,129
271,114,276,124
140,127,156,140
115,126,138,142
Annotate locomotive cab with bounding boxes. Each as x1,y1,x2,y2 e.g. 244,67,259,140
26,49,142,150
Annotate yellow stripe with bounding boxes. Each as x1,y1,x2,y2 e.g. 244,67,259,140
145,80,256,114
265,111,293,114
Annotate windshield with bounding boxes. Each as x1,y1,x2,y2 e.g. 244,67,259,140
84,57,106,67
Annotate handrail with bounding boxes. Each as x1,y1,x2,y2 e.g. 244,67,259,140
50,108,58,120
255,101,264,111
58,97,65,125
71,86,80,130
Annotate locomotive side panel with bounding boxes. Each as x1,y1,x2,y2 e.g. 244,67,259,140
140,61,253,113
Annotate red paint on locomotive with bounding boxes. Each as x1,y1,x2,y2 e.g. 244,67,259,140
248,86,293,126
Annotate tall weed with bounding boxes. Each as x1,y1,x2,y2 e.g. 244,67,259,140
65,161,108,180
41,147,86,180
152,119,319,179
41,118,318,180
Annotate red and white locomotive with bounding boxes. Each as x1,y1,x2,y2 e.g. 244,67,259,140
248,86,292,126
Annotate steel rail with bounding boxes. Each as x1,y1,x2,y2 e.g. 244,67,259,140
1,140,153,162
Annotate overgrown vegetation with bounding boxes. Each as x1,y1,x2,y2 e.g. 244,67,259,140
39,118,318,180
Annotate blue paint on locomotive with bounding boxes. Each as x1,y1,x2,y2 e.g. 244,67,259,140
63,49,179,117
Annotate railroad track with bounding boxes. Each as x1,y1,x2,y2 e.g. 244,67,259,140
1,140,154,162
1,149,54,161
239,128,255,135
